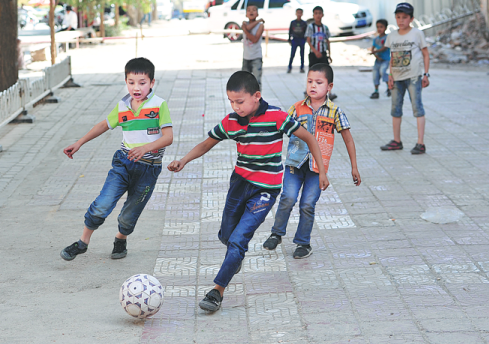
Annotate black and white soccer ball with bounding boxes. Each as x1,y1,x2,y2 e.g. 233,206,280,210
119,274,163,318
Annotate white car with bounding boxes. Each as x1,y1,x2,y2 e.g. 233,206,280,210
207,0,372,41
157,0,174,20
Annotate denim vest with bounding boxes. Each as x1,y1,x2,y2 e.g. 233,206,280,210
285,100,335,171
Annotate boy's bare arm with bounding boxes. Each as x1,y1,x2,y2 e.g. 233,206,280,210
293,126,329,191
340,129,361,186
168,137,220,172
63,120,109,159
242,18,264,31
388,56,394,89
243,22,264,43
421,47,430,88
127,127,173,162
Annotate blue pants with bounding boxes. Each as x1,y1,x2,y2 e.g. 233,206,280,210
140,12,151,25
288,38,305,70
373,59,389,86
242,58,263,87
214,172,279,288
391,76,425,118
84,150,161,236
271,164,321,245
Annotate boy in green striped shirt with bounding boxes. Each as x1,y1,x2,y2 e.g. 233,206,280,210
60,58,173,261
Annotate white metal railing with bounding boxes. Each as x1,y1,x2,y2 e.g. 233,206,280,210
0,56,72,131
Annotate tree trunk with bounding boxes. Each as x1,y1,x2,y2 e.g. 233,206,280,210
50,0,56,65
0,0,19,92
100,3,105,37
115,3,119,27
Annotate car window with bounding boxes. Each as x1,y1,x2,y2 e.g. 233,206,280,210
231,0,241,10
268,0,289,8
240,0,265,9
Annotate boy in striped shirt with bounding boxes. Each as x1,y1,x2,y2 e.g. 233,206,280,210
168,71,328,312
305,6,337,100
60,58,173,261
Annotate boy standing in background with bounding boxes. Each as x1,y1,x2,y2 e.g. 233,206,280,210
242,5,265,88
380,2,430,154
287,8,307,74
305,6,337,100
369,19,391,99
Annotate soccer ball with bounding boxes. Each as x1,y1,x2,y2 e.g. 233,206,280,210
119,274,163,318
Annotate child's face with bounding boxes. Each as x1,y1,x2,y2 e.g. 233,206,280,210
227,89,261,118
395,12,413,30
125,72,155,101
376,23,386,35
313,10,323,23
296,9,303,20
306,71,333,101
246,6,258,20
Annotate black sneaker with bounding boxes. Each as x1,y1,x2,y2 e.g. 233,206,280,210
111,239,127,259
380,140,403,151
60,241,87,261
411,143,426,154
263,233,282,250
329,93,338,100
300,68,305,73
386,89,391,97
293,244,313,259
370,92,379,99
199,289,222,312
287,68,291,73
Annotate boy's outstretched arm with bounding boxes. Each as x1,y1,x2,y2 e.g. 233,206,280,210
63,120,109,159
340,129,361,186
127,127,173,162
293,126,329,191
168,137,220,172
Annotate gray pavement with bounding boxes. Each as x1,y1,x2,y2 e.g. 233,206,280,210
1,29,489,343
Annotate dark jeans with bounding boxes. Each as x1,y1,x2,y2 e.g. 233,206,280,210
214,172,280,288
84,150,161,236
288,38,305,69
308,51,329,68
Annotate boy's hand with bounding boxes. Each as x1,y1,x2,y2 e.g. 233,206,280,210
328,56,333,64
64,143,81,159
167,160,185,172
422,75,430,88
388,75,394,90
352,168,361,186
127,146,148,162
314,49,322,59
319,173,330,191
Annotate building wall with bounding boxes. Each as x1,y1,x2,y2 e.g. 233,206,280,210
335,0,478,35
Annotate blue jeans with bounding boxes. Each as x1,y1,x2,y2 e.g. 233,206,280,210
214,172,279,288
391,76,425,118
288,38,305,70
271,164,321,245
373,59,389,85
242,58,262,87
84,150,161,236
140,12,151,25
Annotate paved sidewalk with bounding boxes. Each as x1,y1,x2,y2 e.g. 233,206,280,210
1,33,489,343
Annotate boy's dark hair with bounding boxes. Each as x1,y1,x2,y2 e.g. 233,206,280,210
66,5,72,11
246,3,258,10
296,8,303,12
125,57,155,80
376,19,388,28
226,71,260,94
309,63,334,83
313,6,323,14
